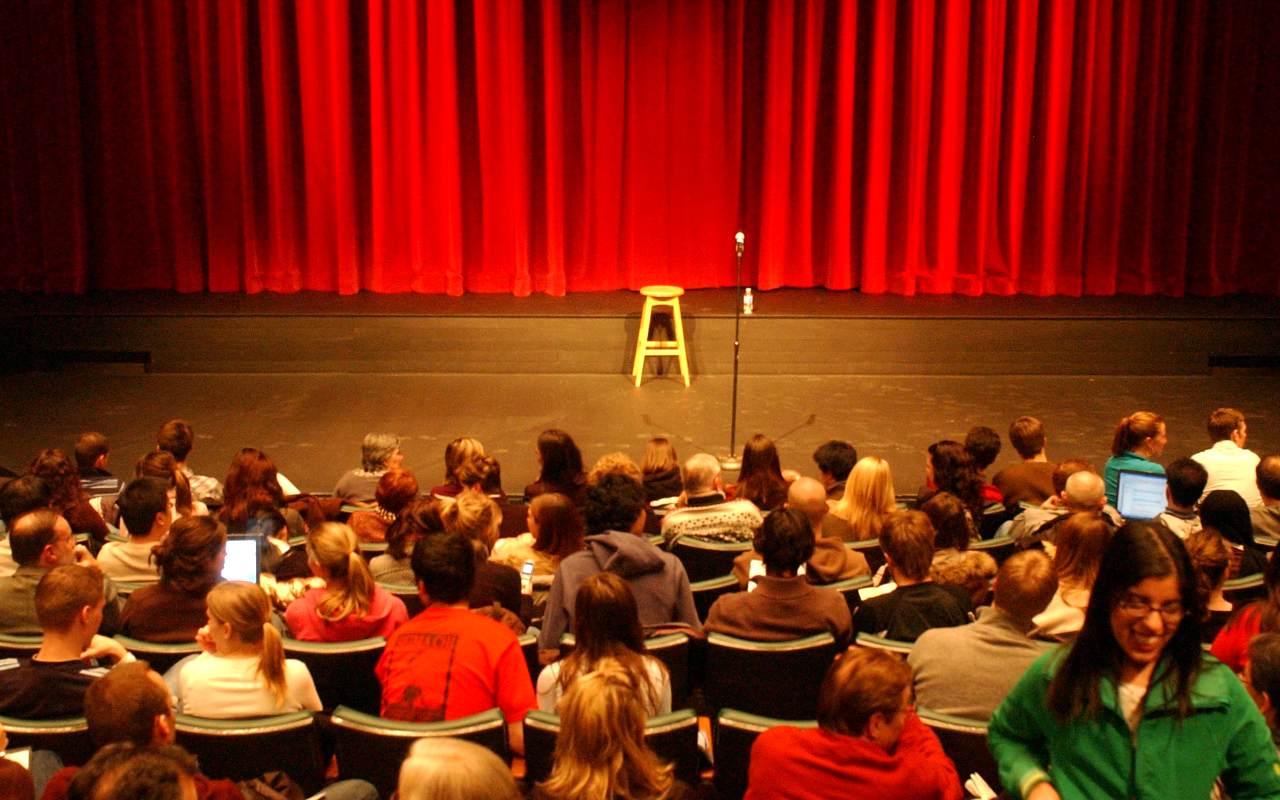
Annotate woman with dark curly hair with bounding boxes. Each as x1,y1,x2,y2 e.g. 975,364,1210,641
919,440,985,524
29,448,109,544
120,515,227,642
370,499,448,585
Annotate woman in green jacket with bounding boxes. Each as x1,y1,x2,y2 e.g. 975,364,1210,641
989,521,1280,800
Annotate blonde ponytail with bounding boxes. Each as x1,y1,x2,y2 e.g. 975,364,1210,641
311,522,375,622
206,580,289,707
258,622,288,708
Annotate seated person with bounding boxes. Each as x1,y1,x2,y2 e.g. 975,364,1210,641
96,477,170,584
178,581,322,717
732,477,869,587
119,516,226,642
852,511,972,642
1030,513,1114,641
536,572,670,715
0,510,119,636
640,437,683,504
1202,489,1268,579
533,660,689,800
1192,408,1262,506
708,508,853,647
442,489,522,620
491,492,585,619
964,425,1005,505
398,738,521,800
348,469,418,543
429,437,486,500
29,449,109,546
812,440,858,502
66,744,202,800
284,522,409,642
539,475,701,662
921,492,996,608
333,433,404,506
992,417,1057,508
909,551,1057,720
1244,633,1280,751
377,532,536,754
1158,458,1207,538
74,432,122,498
370,499,446,584
0,476,52,579
660,453,763,545
744,647,963,800
1185,528,1233,643
157,419,223,505
0,564,132,719
1007,463,1121,543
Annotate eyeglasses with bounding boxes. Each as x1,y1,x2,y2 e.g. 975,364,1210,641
1115,594,1185,623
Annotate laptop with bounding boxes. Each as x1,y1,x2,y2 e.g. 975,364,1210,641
221,533,262,583
1115,469,1168,521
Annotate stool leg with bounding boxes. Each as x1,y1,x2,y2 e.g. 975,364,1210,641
633,298,655,386
671,298,691,387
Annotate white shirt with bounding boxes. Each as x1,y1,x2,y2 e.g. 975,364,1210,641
178,652,322,718
96,540,163,584
1192,440,1262,507
536,656,671,716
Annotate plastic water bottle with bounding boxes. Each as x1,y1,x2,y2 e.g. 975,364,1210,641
743,288,754,315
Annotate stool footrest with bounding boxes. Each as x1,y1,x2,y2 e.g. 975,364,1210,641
632,288,691,388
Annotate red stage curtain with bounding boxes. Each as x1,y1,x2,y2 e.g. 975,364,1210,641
1,0,1276,296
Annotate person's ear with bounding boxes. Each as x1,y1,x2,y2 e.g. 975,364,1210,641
863,711,887,741
153,711,176,744
417,580,431,605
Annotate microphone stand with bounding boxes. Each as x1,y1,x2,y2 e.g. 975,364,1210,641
721,232,745,471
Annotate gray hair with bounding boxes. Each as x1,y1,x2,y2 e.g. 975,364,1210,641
362,433,400,472
682,453,721,495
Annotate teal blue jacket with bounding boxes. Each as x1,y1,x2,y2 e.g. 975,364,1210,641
988,649,1280,800
1103,451,1165,507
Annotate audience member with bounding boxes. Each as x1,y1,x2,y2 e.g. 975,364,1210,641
993,416,1057,508
660,453,763,545
921,492,996,607
989,521,1280,800
0,755,33,800
1007,465,1121,543
370,499,447,584
537,573,670,715
1185,528,1233,642
0,475,51,578
442,489,522,618
157,419,223,505
119,515,225,642
910,550,1057,720
73,433,121,498
96,478,170,584
348,468,419,543
524,429,588,506
730,434,789,511
178,581,322,717
491,492,585,617
29,449,109,545
640,438,683,503
825,456,896,542
0,510,119,636
920,441,986,525
1192,408,1262,507
333,433,403,505
0,565,132,719
1103,411,1167,506
540,475,701,660
1213,554,1280,673
216,448,302,541
1245,633,1280,751
430,437,486,499
744,647,962,800
587,452,645,487
398,738,521,800
1030,512,1114,641
377,532,535,754
963,425,1004,504
135,451,207,519
852,510,971,642
812,440,857,501
732,477,868,588
1158,457,1207,538
1253,455,1280,539
707,508,852,646
454,454,522,537
65,744,200,800
285,522,408,642
534,660,690,800
1201,489,1267,578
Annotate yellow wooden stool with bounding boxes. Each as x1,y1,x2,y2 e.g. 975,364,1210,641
632,285,690,387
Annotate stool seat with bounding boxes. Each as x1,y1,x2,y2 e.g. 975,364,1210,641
633,285,690,387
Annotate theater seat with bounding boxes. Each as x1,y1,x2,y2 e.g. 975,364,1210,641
845,539,886,574
690,573,739,621
522,708,700,785
853,631,914,654
330,706,509,799
174,711,326,795
1224,572,1267,606
113,635,202,674
0,634,42,660
704,632,838,720
970,534,1016,565
823,574,873,617
281,636,385,714
715,709,817,800
916,706,1002,793
377,582,425,617
0,715,95,767
670,538,753,583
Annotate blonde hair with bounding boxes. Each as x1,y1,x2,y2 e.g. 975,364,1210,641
398,738,521,800
441,489,502,550
308,522,377,622
588,453,644,487
444,438,485,484
832,457,896,540
538,660,674,800
640,439,678,476
205,581,288,707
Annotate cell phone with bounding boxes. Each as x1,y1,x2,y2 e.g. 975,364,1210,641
520,559,535,595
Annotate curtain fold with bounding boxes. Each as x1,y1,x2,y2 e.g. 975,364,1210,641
1,0,1276,297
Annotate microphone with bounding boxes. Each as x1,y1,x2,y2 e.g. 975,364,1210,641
735,231,744,257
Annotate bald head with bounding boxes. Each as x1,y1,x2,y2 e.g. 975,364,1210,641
1063,471,1106,512
682,454,722,495
787,477,829,532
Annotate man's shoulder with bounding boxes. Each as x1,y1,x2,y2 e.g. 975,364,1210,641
390,608,519,648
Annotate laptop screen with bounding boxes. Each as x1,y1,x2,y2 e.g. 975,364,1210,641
1115,470,1168,521
221,534,262,583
